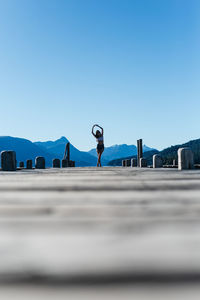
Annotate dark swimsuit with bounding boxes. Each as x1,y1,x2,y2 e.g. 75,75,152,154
96,136,104,153
97,143,104,152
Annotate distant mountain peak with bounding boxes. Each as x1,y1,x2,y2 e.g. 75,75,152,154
88,143,156,161
59,136,68,142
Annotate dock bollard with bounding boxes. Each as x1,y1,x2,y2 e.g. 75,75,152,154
19,161,24,168
62,159,68,168
137,139,143,167
26,160,32,169
140,158,147,168
35,157,45,169
1,151,17,171
131,158,137,167
153,155,163,168
178,148,194,170
173,159,176,167
69,161,75,167
53,159,60,168
126,159,131,167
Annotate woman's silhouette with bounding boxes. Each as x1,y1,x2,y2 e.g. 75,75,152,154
92,124,104,167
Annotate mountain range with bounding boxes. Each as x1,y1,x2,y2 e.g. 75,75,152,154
35,136,98,166
1,135,200,167
88,144,154,162
0,136,54,167
0,136,156,167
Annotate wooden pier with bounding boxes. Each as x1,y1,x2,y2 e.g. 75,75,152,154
0,167,200,299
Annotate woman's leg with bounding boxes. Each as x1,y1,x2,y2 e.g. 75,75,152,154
99,152,102,167
97,152,100,167
97,147,104,167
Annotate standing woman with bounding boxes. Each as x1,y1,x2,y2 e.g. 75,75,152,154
92,124,104,167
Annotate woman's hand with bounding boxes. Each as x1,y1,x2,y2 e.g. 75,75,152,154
92,124,103,136
92,125,96,136
95,124,103,135
95,124,101,129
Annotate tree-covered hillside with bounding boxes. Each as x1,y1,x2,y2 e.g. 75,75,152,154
108,138,200,166
159,139,200,165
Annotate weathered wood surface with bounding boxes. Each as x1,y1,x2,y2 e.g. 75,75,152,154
0,167,200,299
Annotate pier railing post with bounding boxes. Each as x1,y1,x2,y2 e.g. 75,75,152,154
53,159,61,168
137,139,143,167
69,161,75,167
153,155,163,168
173,159,176,167
35,157,45,169
140,158,147,168
63,143,75,167
178,148,194,170
64,143,70,161
126,159,131,167
1,151,16,171
67,143,70,164
19,161,24,168
62,159,68,168
131,158,137,167
26,160,32,169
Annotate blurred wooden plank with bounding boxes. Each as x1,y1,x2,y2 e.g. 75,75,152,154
0,167,199,300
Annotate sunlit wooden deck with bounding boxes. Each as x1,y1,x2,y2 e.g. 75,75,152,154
0,167,200,299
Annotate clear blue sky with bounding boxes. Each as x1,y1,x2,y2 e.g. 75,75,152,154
0,0,199,151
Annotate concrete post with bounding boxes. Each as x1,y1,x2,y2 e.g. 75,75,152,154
131,158,137,167
69,161,75,167
137,139,143,167
19,161,24,168
64,143,70,162
1,151,17,171
62,159,68,168
126,159,131,167
173,159,176,167
35,157,45,169
140,158,147,168
178,148,194,170
53,159,60,168
67,143,70,164
153,155,163,168
26,160,32,169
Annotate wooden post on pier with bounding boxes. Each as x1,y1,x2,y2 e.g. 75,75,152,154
26,160,32,169
131,158,137,167
153,155,163,168
69,161,75,167
178,148,194,170
35,157,45,169
67,143,70,164
19,162,24,168
62,143,75,167
140,158,147,168
126,159,131,167
137,139,143,167
53,159,60,168
64,143,70,163
1,151,16,171
173,159,176,167
62,159,68,168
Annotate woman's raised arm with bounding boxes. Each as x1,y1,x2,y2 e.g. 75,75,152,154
91,124,96,137
96,124,104,135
